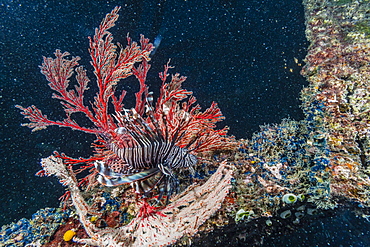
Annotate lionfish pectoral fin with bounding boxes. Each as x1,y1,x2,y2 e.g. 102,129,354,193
150,168,180,205
97,167,160,187
94,161,124,179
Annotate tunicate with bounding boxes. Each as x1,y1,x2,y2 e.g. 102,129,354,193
297,194,305,202
265,219,273,226
280,210,292,219
295,212,304,219
282,193,297,204
235,209,254,222
307,208,318,215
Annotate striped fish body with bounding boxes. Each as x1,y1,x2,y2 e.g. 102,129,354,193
96,104,198,202
96,140,197,200
110,141,197,171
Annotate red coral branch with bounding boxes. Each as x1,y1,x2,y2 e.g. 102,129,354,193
17,7,153,135
153,64,236,152
132,58,150,116
54,151,102,165
15,105,97,133
137,199,166,218
41,50,92,115
111,90,127,113
88,8,153,131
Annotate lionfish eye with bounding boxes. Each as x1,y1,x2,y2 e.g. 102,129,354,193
115,127,127,134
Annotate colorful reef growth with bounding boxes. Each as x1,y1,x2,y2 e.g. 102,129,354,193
231,1,370,242
14,6,235,246
3,0,370,246
300,0,370,208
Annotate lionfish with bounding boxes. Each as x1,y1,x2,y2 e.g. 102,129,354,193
95,93,197,204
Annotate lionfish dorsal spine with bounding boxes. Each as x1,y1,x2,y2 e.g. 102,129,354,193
145,92,165,142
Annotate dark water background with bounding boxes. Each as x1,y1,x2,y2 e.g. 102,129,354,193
1,0,369,246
